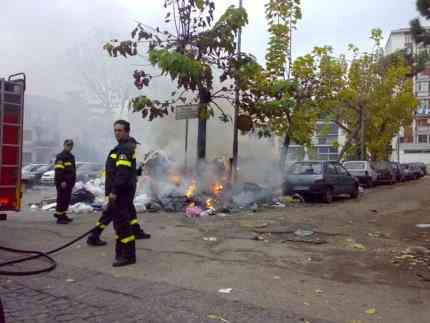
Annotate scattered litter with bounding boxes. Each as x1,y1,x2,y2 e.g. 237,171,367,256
416,224,430,229
273,276,280,280
71,188,95,205
416,273,430,282
69,203,94,214
345,239,367,251
294,229,315,237
185,206,204,218
66,278,75,283
218,288,232,294
352,243,367,251
203,237,217,242
284,236,327,244
367,232,383,238
315,289,324,295
207,314,230,323
41,203,56,211
365,308,377,315
407,246,430,255
200,209,216,217
30,204,39,210
254,235,267,241
304,302,310,306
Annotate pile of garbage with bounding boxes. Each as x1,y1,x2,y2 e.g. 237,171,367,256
32,150,304,217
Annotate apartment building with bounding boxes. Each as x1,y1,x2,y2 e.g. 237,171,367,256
386,28,430,164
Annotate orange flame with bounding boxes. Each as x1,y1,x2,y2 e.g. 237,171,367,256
206,198,215,210
186,181,197,199
169,175,182,186
212,182,224,195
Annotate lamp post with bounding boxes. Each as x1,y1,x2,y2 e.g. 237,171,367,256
232,0,243,182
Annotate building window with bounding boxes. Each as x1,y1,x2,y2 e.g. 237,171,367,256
418,135,428,143
405,33,412,44
316,146,338,161
417,82,429,94
418,100,429,114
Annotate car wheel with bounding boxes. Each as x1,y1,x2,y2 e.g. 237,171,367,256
350,185,359,199
322,188,334,204
367,179,373,188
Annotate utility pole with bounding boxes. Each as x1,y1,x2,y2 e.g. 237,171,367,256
232,0,243,181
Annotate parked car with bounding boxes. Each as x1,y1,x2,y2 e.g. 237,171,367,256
400,164,418,181
409,162,427,177
407,163,424,179
41,162,102,185
283,161,359,203
76,163,103,182
343,161,377,187
390,162,403,182
22,163,52,187
370,161,397,184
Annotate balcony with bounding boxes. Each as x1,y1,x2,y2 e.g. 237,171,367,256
417,126,430,134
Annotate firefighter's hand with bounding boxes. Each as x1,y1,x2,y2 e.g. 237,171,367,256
60,182,67,189
108,193,117,202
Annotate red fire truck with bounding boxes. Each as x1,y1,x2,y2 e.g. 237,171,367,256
0,73,26,214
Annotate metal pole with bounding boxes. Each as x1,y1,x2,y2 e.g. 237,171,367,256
185,119,189,170
397,134,400,163
360,107,365,160
232,0,243,182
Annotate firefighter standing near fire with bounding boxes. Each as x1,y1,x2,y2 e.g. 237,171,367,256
101,120,136,267
87,136,150,247
53,139,76,224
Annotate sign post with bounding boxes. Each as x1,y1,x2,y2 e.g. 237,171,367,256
175,105,199,171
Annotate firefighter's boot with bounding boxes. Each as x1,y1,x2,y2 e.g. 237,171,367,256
87,234,107,247
113,240,136,267
134,229,151,240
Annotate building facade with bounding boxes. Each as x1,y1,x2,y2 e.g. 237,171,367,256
386,28,430,164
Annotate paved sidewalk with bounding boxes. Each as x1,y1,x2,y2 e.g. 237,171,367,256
1,264,332,323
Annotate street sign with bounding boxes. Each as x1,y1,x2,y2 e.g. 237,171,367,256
175,104,199,120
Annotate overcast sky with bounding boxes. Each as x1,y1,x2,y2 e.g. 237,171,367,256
0,0,419,98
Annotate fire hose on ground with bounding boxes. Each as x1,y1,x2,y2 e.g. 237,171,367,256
0,227,95,276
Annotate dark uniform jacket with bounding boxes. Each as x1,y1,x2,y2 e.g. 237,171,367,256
105,141,136,196
54,151,76,186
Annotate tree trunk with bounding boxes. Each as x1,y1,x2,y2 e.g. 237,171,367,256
197,88,210,163
280,133,290,171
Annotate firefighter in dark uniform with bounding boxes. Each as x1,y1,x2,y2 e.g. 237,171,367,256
87,137,150,247
54,139,76,224
101,120,136,267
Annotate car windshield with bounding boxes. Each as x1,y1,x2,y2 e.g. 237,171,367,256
23,164,42,172
288,162,322,175
344,162,365,170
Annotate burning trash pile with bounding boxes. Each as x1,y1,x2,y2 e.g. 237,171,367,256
32,150,301,217
140,153,283,217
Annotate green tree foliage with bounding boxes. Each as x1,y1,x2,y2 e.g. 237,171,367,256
410,0,430,45
104,0,248,122
237,0,320,167
314,31,417,160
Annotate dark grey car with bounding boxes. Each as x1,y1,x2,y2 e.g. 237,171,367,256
283,161,359,203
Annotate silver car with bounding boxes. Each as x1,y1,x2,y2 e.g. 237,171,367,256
343,161,378,187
